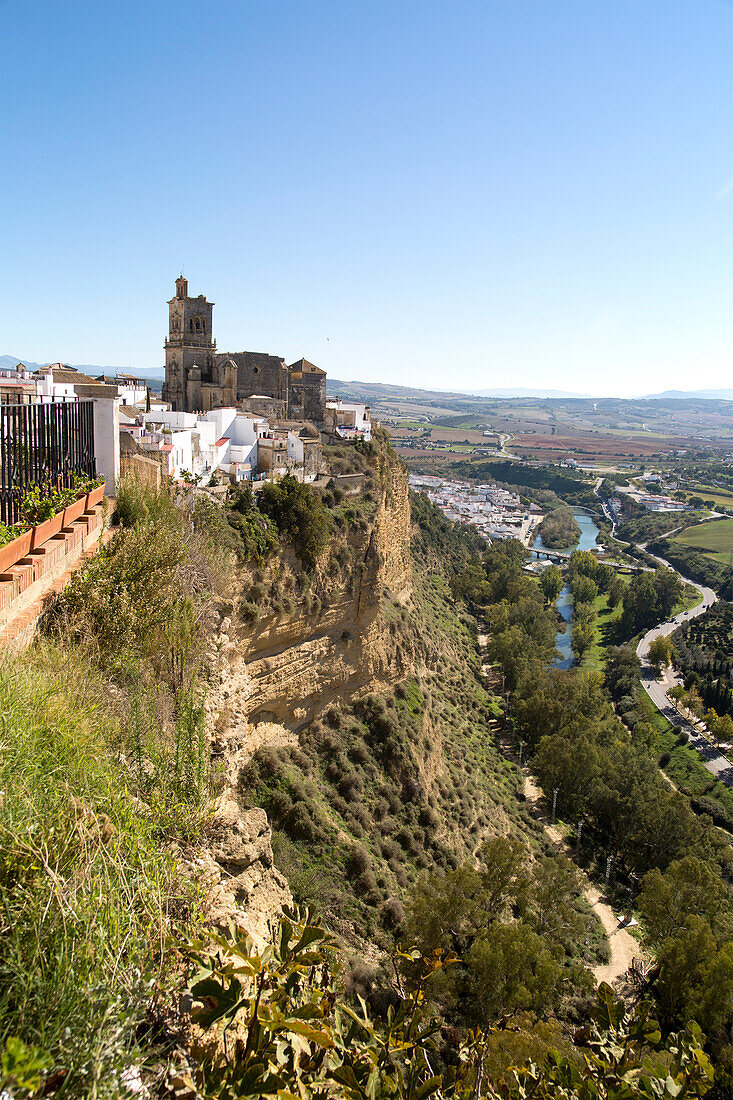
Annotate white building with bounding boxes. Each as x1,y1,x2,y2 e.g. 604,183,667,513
135,407,260,482
325,399,372,441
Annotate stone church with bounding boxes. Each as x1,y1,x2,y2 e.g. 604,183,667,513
162,276,326,422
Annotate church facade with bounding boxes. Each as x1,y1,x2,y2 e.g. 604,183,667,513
162,277,326,422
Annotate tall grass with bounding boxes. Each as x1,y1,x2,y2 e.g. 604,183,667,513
0,652,214,1095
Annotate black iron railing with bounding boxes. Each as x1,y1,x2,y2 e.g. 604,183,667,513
0,400,96,525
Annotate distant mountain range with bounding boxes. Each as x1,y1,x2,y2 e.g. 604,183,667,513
0,355,164,382
467,387,591,398
3,358,730,404
641,388,733,401
326,379,591,401
328,378,733,404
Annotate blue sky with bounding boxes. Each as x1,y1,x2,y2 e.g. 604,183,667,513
2,0,731,395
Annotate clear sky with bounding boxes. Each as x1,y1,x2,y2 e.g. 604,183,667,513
2,0,731,396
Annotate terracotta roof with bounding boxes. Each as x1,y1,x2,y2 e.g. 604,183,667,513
215,437,229,447
160,443,174,452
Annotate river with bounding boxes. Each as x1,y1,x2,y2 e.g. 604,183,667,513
531,510,601,669
532,510,601,556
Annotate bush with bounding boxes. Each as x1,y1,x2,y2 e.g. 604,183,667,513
259,475,333,572
379,897,405,928
241,600,259,623
44,488,225,691
347,844,372,876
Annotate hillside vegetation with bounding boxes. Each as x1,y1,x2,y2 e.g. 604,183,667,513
1,435,732,1096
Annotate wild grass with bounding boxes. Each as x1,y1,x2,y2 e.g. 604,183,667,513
0,644,207,1095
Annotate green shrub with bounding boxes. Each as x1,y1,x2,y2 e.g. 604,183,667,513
259,475,333,572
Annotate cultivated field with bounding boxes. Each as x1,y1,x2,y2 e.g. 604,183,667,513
672,517,733,564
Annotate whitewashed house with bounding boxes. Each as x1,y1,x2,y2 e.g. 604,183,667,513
324,399,372,441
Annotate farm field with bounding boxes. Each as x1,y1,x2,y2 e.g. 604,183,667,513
672,517,733,564
505,431,721,462
388,425,496,445
684,485,733,510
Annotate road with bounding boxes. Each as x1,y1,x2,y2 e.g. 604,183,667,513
635,556,731,785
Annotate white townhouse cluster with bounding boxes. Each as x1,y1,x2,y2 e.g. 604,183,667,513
409,475,533,543
121,405,323,485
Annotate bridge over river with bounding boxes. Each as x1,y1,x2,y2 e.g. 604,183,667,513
531,510,603,669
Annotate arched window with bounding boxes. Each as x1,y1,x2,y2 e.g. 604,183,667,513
189,319,195,333
195,318,201,332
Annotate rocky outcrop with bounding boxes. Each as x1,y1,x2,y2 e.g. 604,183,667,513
236,459,412,729
193,797,291,950
195,624,293,947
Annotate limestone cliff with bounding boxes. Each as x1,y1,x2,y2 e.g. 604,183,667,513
197,450,412,943
218,454,412,736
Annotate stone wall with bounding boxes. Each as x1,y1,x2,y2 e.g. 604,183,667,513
120,452,163,491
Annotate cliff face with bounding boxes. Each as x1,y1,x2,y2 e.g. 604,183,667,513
223,458,412,735
198,454,412,942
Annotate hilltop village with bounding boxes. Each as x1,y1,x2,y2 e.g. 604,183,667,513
1,277,373,490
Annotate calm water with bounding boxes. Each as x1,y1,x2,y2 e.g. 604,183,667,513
532,511,601,669
533,510,600,555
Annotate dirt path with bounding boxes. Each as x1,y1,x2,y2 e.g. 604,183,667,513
479,630,643,986
522,774,641,986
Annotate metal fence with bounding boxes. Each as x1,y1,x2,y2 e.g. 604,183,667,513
0,400,96,526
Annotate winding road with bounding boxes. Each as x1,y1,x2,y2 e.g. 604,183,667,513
635,555,731,785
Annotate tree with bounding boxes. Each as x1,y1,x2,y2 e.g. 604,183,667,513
606,574,625,609
185,907,715,1100
653,567,684,618
709,711,733,748
648,635,673,671
539,563,562,604
622,572,660,633
475,837,529,921
259,475,333,571
466,923,561,1023
572,621,594,660
605,646,642,701
524,855,584,947
570,573,598,604
638,857,730,946
655,915,717,1029
573,601,595,627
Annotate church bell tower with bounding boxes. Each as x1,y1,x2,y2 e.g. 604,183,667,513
162,276,216,411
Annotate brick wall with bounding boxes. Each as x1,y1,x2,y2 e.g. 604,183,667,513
0,504,106,651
